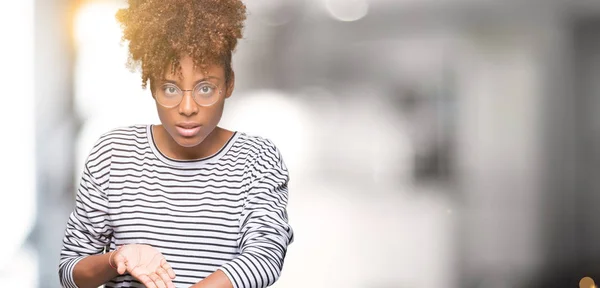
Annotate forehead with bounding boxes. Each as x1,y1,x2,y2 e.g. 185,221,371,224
159,76,221,85
162,56,225,80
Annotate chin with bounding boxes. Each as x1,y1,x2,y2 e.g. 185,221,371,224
164,127,207,148
173,135,206,148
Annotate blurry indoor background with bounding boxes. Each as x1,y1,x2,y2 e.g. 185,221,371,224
2,0,600,287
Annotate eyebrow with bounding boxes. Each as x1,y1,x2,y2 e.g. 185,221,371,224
159,76,221,85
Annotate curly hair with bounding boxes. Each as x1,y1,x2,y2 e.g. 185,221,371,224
116,0,246,89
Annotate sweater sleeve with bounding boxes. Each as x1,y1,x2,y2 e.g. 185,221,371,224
58,138,113,288
219,141,294,288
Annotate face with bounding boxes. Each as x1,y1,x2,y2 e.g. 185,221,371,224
153,55,234,148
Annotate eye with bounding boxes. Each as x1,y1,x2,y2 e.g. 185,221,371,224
195,83,217,98
198,84,214,94
161,84,180,97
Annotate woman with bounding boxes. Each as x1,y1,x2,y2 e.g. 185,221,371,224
58,1,294,287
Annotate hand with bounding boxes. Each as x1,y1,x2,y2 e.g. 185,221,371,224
110,244,176,288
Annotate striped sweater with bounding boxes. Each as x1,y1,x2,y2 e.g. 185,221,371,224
59,125,294,288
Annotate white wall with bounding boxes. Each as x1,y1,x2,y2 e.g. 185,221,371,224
0,0,38,287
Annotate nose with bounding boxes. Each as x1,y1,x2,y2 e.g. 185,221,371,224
178,90,199,117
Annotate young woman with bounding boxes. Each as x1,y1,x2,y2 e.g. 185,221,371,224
58,1,294,287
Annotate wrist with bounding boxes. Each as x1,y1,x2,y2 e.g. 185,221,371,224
108,248,119,270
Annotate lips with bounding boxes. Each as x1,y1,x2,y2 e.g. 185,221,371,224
175,123,201,137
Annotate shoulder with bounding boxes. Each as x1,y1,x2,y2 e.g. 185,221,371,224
91,124,147,150
233,132,287,176
234,132,283,163
86,124,148,172
95,124,148,145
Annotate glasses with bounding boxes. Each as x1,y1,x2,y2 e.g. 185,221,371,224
154,81,223,108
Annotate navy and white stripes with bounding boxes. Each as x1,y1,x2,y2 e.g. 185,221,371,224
59,125,293,288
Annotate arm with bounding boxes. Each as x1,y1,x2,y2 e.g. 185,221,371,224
59,138,176,288
72,252,119,288
59,162,115,288
192,143,294,288
189,270,233,288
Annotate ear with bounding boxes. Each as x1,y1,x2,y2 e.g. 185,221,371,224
225,71,235,99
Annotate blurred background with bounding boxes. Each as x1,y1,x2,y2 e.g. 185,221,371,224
2,0,600,287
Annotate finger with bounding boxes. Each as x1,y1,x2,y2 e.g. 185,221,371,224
137,274,158,288
161,258,176,279
150,272,166,288
114,253,127,275
156,267,175,288
117,262,127,275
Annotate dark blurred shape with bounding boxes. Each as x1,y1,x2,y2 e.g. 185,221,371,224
536,15,600,288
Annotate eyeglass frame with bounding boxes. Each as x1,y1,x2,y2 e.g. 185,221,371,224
152,80,225,108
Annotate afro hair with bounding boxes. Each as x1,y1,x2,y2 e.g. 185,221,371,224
116,0,247,89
